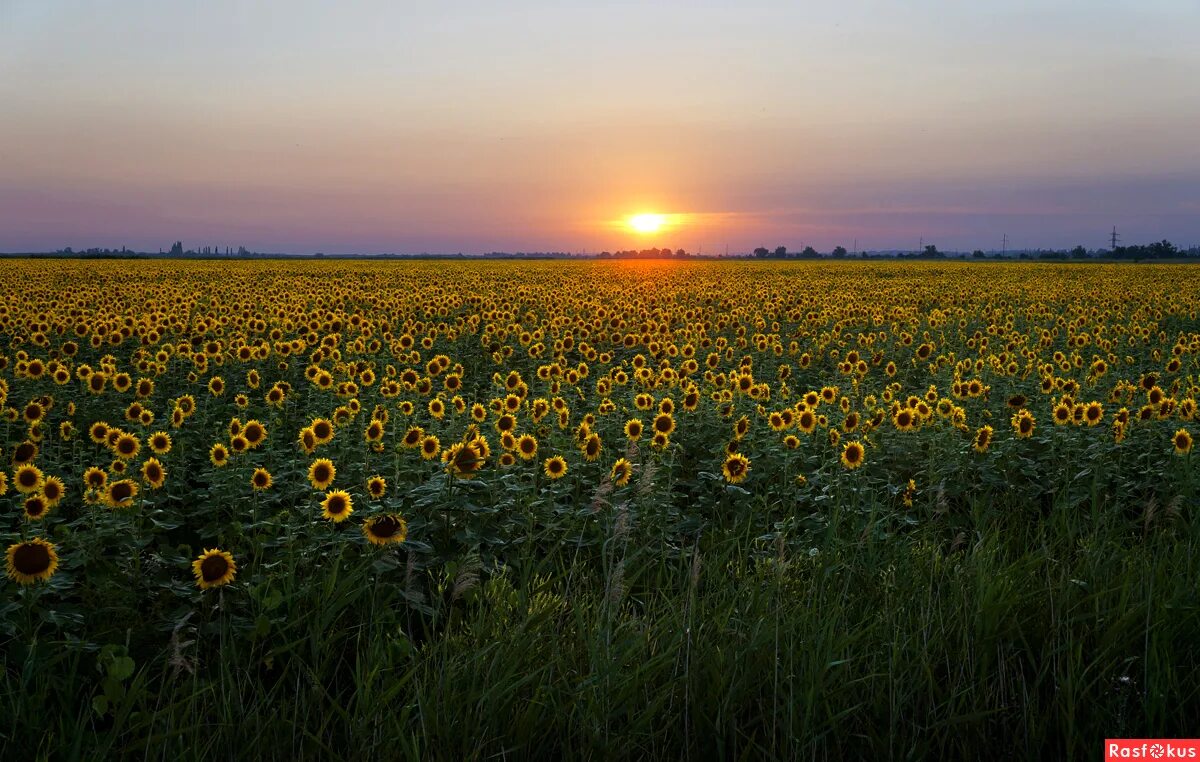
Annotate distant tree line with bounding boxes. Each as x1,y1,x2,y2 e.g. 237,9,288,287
13,238,1195,261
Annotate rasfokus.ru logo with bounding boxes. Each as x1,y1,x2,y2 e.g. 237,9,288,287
1106,740,1200,760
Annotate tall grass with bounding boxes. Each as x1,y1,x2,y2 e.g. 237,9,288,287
4,474,1198,760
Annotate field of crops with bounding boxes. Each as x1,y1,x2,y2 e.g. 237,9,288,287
2,258,1199,758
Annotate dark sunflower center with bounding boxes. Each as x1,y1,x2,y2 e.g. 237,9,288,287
328,496,348,514
26,498,47,516
200,555,229,581
18,470,39,488
112,482,133,501
13,543,50,575
371,517,399,537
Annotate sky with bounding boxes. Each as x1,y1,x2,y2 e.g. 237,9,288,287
2,0,1199,255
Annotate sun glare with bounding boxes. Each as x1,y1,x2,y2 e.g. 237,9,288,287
628,213,666,234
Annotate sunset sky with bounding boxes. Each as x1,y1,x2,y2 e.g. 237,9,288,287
2,1,1199,254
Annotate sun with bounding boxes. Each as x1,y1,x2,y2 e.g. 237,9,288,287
628,213,666,234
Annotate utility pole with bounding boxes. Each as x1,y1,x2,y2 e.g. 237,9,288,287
1110,226,1120,251
1002,233,1008,256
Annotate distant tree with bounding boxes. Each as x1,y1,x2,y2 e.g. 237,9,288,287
972,249,985,258
1149,239,1178,258
753,247,770,258
1070,245,1088,259
923,244,939,257
801,245,818,258
675,248,686,258
831,245,847,258
774,245,787,258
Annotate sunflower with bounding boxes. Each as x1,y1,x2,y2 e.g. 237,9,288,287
972,425,994,453
722,453,750,484
796,410,817,434
308,458,336,490
0,472,7,496
6,538,59,585
366,475,387,499
13,464,44,494
428,399,445,419
624,419,644,441
364,419,384,443
1084,402,1104,426
12,440,38,465
1052,402,1072,425
89,421,110,443
893,408,916,432
402,426,425,448
420,435,441,460
311,418,335,444
582,433,602,462
442,441,485,479
22,400,45,424
298,427,318,454
104,479,139,508
320,490,354,522
733,416,751,440
840,440,865,470
610,458,632,487
140,458,167,489
41,475,66,506
251,467,273,491
192,548,237,589
1173,428,1193,455
148,431,172,454
113,433,141,460
23,494,50,520
175,393,195,417
1011,410,1036,439
516,434,538,461
229,435,250,454
363,514,408,546
653,412,676,436
209,443,230,467
83,466,107,491
242,420,267,448
543,455,568,479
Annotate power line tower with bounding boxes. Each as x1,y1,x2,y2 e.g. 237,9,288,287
1002,233,1008,256
1110,226,1120,251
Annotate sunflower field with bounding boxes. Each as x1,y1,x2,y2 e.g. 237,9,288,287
2,258,1199,759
